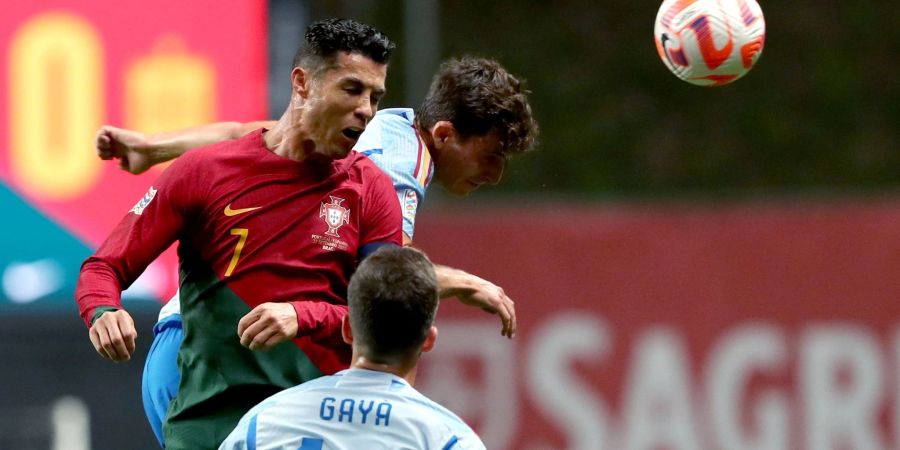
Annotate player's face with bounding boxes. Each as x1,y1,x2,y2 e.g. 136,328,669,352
434,130,506,196
300,52,387,159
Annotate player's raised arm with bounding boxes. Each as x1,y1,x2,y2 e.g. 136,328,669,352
404,231,517,339
96,121,275,174
392,176,516,339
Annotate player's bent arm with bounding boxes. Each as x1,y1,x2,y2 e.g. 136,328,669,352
236,300,349,351
291,300,348,345
76,206,189,328
76,150,205,359
147,120,275,162
148,120,275,155
402,232,516,338
77,256,156,362
433,264,517,339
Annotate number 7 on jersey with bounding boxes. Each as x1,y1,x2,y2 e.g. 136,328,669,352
225,228,249,277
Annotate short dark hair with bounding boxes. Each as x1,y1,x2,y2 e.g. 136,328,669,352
292,18,395,76
417,56,539,155
348,247,438,363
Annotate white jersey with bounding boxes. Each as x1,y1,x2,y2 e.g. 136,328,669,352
157,292,181,321
158,109,434,321
219,368,485,450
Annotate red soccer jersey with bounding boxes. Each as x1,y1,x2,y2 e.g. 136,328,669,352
75,129,402,448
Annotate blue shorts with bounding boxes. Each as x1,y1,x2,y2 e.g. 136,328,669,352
141,314,183,448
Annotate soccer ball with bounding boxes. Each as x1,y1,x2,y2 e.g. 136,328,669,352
654,0,766,86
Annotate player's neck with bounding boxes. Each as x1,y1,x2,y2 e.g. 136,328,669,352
351,356,418,385
416,121,440,162
265,113,322,163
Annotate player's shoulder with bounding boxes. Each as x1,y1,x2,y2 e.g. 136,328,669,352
372,108,415,128
358,112,424,178
244,374,342,413
346,151,395,183
168,130,265,181
288,372,343,392
167,130,267,187
265,372,343,401
369,108,416,142
355,108,416,153
403,388,481,434
400,393,486,450
195,129,262,158
446,430,488,450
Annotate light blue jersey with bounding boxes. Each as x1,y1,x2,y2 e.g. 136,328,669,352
219,368,485,450
354,108,433,240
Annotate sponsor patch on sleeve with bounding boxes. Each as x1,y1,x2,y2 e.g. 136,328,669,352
402,189,418,222
131,187,157,215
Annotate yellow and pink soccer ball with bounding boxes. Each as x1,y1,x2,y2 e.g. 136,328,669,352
654,0,766,86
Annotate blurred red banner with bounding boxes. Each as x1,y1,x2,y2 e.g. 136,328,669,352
415,199,900,450
0,0,267,300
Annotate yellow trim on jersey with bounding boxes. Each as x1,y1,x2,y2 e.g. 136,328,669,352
416,149,432,188
413,128,431,188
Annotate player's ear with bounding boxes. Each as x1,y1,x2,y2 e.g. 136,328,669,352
430,121,457,146
291,67,311,99
421,326,438,353
341,314,353,345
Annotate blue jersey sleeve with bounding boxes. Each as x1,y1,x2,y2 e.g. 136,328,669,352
354,109,432,240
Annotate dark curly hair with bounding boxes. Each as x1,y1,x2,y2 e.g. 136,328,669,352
417,56,539,155
292,18,395,76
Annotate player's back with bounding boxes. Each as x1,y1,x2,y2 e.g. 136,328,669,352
220,368,486,450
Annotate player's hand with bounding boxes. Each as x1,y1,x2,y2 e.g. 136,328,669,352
441,270,516,339
88,309,137,362
456,277,516,339
95,125,155,174
237,302,299,351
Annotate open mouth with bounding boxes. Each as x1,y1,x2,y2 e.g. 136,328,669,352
342,128,363,141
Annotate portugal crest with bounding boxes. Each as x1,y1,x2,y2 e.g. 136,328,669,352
319,196,350,237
